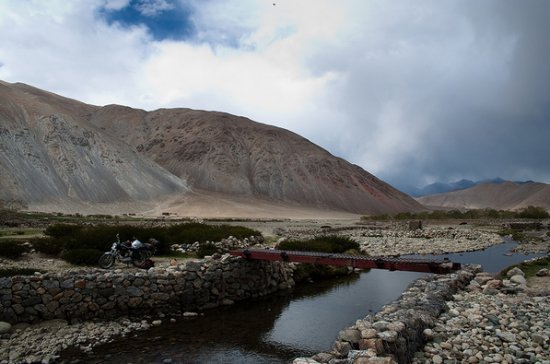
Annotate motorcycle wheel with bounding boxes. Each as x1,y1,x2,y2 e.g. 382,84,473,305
99,253,115,269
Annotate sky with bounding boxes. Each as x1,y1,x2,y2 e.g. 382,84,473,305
1,0,549,191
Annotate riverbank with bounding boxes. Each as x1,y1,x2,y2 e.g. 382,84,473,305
0,254,295,363
293,262,549,364
412,270,550,364
1,220,548,363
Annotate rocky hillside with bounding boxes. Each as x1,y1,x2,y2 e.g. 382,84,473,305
0,81,187,209
416,181,550,211
0,80,423,216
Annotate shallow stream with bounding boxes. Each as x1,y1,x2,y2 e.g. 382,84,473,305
61,238,543,363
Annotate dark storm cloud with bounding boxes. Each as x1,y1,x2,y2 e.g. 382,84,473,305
304,0,550,188
1,1,548,190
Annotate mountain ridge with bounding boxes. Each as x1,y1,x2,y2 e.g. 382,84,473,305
416,181,550,211
0,80,423,217
400,177,539,197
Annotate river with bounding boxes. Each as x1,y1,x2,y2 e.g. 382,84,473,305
60,238,543,363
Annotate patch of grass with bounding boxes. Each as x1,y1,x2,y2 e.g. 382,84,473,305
499,228,526,242
263,235,280,245
0,228,43,240
499,256,550,279
0,268,46,278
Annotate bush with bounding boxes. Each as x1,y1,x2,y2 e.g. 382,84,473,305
516,206,550,219
196,243,218,258
167,223,260,246
61,249,103,266
0,240,28,259
277,235,360,254
366,206,550,221
35,222,262,258
30,237,66,256
499,256,550,279
44,224,84,238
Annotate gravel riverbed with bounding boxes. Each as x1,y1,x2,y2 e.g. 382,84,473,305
1,223,548,363
412,269,550,364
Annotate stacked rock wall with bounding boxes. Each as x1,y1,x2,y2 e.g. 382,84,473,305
294,266,481,364
0,255,295,324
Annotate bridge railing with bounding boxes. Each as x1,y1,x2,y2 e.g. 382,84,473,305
230,249,461,274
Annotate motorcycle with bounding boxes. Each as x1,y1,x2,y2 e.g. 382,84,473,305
98,234,156,269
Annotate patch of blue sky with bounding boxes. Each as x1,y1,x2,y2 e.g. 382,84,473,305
98,0,195,41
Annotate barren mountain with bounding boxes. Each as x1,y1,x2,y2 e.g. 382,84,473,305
0,81,187,211
0,80,423,217
416,181,550,211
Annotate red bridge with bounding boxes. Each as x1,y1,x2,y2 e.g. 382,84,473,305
230,249,461,274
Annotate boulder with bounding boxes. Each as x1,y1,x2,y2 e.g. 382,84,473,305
506,267,525,278
510,275,527,286
293,358,320,364
339,329,362,344
0,321,11,334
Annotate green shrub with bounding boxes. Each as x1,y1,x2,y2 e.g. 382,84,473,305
499,256,550,279
35,222,261,258
44,223,84,238
363,207,549,221
0,240,28,259
277,235,360,254
30,237,66,256
516,206,550,219
196,243,218,258
167,223,260,246
61,249,103,266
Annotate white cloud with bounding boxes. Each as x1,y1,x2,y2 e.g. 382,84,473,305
136,0,175,17
0,0,548,188
103,0,131,11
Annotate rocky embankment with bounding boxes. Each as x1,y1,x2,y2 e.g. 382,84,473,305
0,317,151,363
412,267,550,364
0,254,295,363
294,264,550,364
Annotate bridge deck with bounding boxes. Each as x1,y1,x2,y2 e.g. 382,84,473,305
229,249,460,274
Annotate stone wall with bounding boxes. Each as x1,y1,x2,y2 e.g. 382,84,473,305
294,265,481,364
0,255,295,324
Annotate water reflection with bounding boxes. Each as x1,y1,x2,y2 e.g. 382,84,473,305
61,270,425,363
402,237,544,273
266,270,426,354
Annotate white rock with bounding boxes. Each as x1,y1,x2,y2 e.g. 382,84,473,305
506,267,524,278
509,275,526,285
